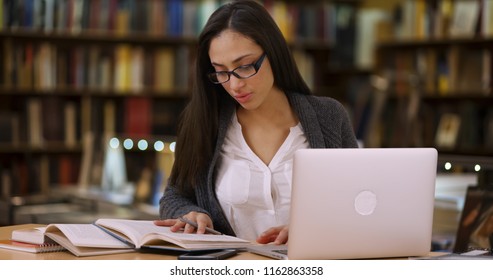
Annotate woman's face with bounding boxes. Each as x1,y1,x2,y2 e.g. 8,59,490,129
208,29,278,111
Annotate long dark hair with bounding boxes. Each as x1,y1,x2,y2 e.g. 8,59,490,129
169,0,311,192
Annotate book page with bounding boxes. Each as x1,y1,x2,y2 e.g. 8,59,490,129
45,231,134,257
46,224,132,248
94,219,152,246
95,219,249,248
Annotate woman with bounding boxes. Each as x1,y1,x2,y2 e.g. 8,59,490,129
155,0,358,244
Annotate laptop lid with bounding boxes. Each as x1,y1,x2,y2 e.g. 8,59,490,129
287,148,438,259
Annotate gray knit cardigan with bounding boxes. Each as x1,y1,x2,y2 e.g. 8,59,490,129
159,92,358,236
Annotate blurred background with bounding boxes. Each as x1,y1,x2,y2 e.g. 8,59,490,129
0,0,492,252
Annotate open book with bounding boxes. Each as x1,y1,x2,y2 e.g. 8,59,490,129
93,218,250,250
24,219,249,257
37,223,135,257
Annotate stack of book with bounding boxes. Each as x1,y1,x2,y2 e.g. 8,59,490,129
0,227,66,254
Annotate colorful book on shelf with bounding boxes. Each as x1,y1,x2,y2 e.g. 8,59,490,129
148,0,166,35
113,44,132,92
0,240,66,254
449,0,480,37
182,0,198,37
115,0,131,35
167,0,184,37
108,0,119,31
14,219,250,257
40,0,55,33
483,0,493,37
58,155,78,186
124,97,152,137
154,47,175,92
23,0,34,28
435,113,461,149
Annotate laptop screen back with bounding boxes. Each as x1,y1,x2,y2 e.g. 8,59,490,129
287,148,438,259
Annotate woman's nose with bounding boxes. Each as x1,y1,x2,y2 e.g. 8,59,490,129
228,75,245,91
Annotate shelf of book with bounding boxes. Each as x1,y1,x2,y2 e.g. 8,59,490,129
366,0,493,166
0,0,367,217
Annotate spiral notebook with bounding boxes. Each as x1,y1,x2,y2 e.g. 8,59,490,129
0,239,66,253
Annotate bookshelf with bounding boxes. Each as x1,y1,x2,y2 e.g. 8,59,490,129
0,0,365,219
0,0,205,203
369,0,493,172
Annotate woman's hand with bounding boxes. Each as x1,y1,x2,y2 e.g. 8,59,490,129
154,212,214,234
256,225,289,245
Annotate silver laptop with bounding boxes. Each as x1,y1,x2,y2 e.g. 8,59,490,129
248,148,438,260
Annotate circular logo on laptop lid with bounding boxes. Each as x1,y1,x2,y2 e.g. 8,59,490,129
354,190,377,215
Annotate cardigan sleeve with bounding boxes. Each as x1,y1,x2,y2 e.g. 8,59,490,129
159,184,211,219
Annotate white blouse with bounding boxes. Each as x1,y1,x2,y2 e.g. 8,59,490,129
215,113,309,241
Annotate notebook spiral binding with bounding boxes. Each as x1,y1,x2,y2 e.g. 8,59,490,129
34,242,67,253
0,240,68,253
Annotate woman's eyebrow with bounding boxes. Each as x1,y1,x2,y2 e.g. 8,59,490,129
211,53,253,67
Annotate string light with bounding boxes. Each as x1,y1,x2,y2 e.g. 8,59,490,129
137,139,148,151
123,139,134,150
108,137,177,153
109,137,120,149
444,162,452,171
154,141,165,152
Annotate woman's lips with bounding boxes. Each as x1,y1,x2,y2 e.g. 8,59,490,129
234,93,252,103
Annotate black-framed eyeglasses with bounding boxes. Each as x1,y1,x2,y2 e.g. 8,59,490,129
207,53,266,84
